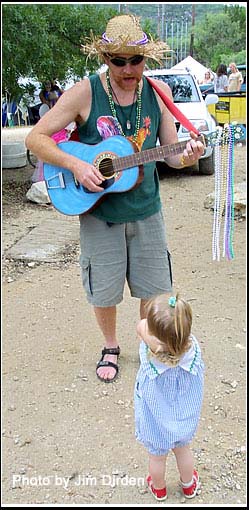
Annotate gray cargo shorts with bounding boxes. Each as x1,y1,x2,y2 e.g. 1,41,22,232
79,210,172,307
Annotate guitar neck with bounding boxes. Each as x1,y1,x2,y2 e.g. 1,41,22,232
112,137,204,172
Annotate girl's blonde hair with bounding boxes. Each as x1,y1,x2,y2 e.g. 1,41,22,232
146,293,192,365
229,62,238,71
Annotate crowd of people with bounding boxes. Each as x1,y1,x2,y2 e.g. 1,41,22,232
199,62,244,93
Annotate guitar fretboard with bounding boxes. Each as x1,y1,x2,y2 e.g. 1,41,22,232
112,138,203,172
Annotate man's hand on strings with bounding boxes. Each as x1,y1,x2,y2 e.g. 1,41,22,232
181,131,205,166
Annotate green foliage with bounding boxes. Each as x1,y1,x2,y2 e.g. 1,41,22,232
193,8,246,70
2,3,116,100
219,50,246,67
2,3,246,103
224,4,246,30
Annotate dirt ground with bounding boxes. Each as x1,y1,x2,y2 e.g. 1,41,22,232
2,130,246,507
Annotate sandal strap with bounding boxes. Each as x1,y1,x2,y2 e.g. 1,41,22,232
101,346,120,356
96,360,119,371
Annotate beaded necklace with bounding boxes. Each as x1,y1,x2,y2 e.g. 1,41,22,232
213,128,226,261
109,83,136,131
223,124,235,260
212,125,235,261
106,70,142,141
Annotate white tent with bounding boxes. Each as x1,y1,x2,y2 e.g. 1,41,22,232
171,56,209,83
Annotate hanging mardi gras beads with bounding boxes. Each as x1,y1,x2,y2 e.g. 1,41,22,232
212,124,235,261
223,124,235,260
212,126,223,261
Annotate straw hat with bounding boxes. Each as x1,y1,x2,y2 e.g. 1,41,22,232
81,14,171,63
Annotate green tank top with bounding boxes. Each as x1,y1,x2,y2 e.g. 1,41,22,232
77,74,162,223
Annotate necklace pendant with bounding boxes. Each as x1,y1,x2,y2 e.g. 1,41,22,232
126,120,131,130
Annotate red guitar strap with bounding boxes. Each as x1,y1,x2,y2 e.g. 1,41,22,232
145,76,200,136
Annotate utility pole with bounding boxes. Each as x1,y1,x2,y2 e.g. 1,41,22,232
157,4,161,39
171,20,174,67
161,4,165,41
118,4,127,13
184,18,188,59
189,4,195,57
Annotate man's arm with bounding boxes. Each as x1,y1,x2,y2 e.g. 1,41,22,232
26,79,105,191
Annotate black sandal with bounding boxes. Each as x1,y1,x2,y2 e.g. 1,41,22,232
96,346,120,383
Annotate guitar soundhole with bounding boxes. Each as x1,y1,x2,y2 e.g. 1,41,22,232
83,156,115,194
99,158,115,179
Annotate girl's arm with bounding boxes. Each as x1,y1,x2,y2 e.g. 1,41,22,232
136,319,161,353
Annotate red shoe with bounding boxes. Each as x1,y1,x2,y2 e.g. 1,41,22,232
181,469,200,498
146,475,167,501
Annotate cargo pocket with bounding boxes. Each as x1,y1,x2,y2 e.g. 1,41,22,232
167,250,173,286
81,257,93,296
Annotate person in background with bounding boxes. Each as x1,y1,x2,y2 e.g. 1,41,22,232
199,70,213,84
134,293,204,501
25,14,204,383
51,79,64,98
39,80,53,107
213,64,228,93
39,80,63,108
228,63,243,92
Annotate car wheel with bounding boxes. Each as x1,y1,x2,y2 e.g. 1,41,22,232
198,152,215,175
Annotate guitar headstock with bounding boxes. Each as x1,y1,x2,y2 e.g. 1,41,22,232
203,123,246,147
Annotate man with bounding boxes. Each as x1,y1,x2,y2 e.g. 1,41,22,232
26,14,204,383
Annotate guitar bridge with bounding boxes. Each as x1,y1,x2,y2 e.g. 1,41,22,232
46,172,66,189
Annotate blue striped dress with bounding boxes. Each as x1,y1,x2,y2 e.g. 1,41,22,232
134,335,204,456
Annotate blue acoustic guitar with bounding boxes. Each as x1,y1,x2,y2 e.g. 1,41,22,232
43,124,245,216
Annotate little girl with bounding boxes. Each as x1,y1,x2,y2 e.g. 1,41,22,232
134,293,204,501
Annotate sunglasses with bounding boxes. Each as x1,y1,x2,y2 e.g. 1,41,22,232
108,55,144,67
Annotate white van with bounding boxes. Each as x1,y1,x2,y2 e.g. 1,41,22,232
144,68,219,174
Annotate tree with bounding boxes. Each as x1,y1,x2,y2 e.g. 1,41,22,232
2,4,116,101
2,4,160,102
193,7,246,70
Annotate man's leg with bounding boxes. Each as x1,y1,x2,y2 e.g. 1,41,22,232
79,216,126,381
94,306,119,381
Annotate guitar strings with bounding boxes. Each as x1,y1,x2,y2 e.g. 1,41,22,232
96,141,188,172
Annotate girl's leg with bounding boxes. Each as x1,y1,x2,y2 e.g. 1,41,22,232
148,453,167,488
172,445,194,483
